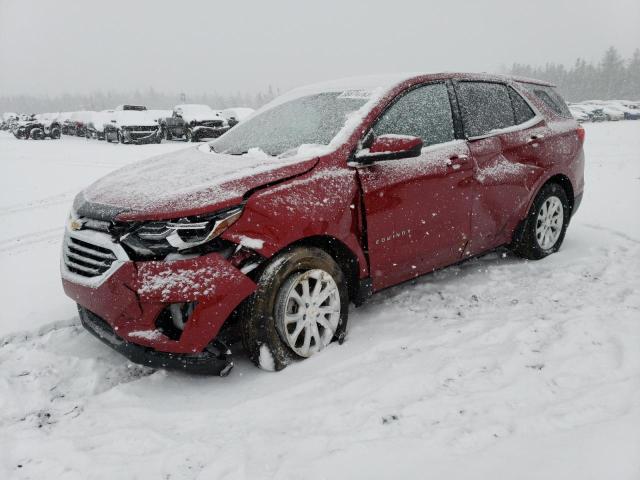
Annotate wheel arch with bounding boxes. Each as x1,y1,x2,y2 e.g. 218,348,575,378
545,173,575,213
512,173,575,248
282,235,361,303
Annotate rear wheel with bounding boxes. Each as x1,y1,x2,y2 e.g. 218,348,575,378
185,128,193,142
240,247,348,371
512,183,570,260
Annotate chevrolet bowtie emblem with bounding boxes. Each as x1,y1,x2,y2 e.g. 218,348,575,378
69,219,84,231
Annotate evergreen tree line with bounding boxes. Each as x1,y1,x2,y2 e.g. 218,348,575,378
506,47,640,102
3,46,639,113
0,86,280,115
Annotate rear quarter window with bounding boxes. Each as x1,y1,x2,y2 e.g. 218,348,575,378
521,84,572,118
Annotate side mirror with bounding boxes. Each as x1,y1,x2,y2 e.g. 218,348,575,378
355,134,423,163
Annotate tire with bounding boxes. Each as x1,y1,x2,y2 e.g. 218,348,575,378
51,128,61,139
118,130,126,144
185,128,193,142
240,247,349,371
30,128,44,140
163,126,172,141
512,183,570,260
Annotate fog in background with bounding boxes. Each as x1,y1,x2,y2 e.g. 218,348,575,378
1,0,639,110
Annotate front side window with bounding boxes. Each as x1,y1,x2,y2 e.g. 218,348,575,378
212,93,368,156
373,83,454,147
456,82,515,137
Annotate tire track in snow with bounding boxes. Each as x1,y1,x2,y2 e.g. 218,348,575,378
581,223,640,245
0,191,75,217
0,227,63,254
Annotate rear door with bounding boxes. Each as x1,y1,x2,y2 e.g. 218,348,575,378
454,81,546,254
355,82,474,290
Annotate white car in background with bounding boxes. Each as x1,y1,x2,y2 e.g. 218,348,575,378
222,107,255,127
104,109,161,144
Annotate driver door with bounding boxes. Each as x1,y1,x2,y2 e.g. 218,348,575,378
355,83,474,290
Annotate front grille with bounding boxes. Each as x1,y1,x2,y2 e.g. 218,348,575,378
127,126,158,132
64,236,117,277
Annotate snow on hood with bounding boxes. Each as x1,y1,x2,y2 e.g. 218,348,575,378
78,145,319,221
113,110,159,127
175,104,224,123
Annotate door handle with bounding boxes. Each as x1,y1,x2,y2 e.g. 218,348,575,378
527,135,544,145
446,154,470,167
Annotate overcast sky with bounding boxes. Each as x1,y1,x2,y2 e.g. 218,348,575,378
1,0,638,97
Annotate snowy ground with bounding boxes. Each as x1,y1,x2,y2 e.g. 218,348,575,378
0,125,639,479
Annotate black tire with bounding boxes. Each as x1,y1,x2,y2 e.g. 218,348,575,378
30,128,44,140
51,128,61,139
512,183,570,260
185,128,193,142
163,126,172,140
240,247,349,371
118,130,126,144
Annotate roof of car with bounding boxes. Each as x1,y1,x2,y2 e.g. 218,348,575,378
290,72,554,97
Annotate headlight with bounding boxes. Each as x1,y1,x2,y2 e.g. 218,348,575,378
121,206,243,257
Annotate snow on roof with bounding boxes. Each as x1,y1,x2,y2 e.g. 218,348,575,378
269,72,554,109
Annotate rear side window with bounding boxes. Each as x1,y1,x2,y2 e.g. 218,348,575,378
373,83,454,147
508,87,536,124
455,82,515,137
522,84,572,118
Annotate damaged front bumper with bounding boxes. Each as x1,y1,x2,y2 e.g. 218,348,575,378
124,128,161,144
79,306,234,375
61,228,257,376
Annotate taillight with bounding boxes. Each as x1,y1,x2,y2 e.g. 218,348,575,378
576,126,585,144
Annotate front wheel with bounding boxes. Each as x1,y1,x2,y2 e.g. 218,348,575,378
512,183,570,260
185,128,193,142
240,247,348,371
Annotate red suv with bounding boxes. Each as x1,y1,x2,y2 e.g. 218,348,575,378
61,73,585,375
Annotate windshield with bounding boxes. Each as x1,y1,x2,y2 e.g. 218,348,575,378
211,92,368,156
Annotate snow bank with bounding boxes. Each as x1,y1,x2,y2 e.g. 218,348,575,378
0,122,639,478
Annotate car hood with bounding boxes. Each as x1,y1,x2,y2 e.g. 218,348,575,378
75,145,319,221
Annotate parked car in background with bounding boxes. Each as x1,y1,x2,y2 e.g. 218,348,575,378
104,109,161,144
582,106,607,122
13,113,61,139
63,111,93,136
568,105,590,122
85,110,114,140
115,104,147,111
160,104,229,141
1,112,18,130
221,107,255,128
62,72,585,375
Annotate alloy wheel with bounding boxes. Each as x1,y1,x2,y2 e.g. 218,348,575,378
535,195,564,249
275,269,341,357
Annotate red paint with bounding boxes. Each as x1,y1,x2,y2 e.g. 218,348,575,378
62,73,584,361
